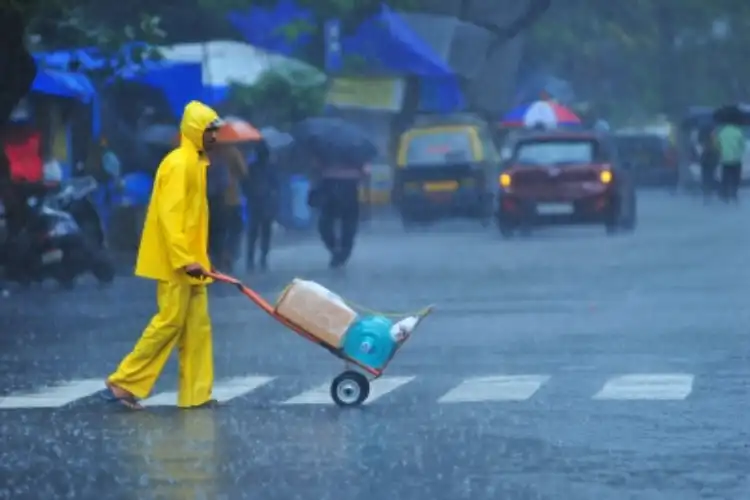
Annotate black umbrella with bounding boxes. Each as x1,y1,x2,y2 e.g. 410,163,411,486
291,117,378,164
681,106,714,130
713,104,750,126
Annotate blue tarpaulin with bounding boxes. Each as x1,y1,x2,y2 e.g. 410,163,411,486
29,63,101,136
344,5,451,77
35,47,225,119
32,68,96,101
122,61,227,117
228,1,465,111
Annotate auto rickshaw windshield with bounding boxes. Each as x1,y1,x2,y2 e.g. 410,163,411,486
402,129,475,166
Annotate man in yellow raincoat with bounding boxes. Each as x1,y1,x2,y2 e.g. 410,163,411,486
103,100,222,410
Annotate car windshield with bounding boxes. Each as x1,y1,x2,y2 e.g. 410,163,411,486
514,139,597,166
404,130,474,166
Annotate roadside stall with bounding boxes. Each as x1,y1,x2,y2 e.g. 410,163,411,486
7,66,99,183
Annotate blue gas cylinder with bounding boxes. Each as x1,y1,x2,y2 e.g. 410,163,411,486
342,315,397,371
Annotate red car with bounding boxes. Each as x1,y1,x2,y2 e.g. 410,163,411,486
496,130,637,237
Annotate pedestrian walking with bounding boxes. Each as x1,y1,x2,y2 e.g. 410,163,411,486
715,122,746,202
244,142,279,271
698,128,719,202
221,145,248,272
103,100,223,410
207,145,231,264
311,160,366,268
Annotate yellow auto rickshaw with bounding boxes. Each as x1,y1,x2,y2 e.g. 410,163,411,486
392,114,500,227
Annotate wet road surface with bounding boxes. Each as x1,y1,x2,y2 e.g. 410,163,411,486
0,191,748,499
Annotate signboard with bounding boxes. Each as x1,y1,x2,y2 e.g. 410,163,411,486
324,20,342,73
326,77,405,112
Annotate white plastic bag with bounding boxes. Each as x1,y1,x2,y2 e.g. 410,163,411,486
389,316,419,342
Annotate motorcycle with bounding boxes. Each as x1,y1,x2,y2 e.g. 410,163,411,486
45,176,107,248
3,189,115,289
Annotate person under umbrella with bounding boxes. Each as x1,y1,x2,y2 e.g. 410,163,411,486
206,117,261,268
293,117,377,268
243,141,279,272
206,147,231,265
308,155,368,268
209,145,247,272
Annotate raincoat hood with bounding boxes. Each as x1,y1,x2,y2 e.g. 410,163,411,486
180,101,219,151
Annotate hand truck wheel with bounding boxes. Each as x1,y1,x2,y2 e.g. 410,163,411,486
330,371,370,407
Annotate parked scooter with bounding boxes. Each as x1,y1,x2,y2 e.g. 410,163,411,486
3,187,115,289
45,176,107,248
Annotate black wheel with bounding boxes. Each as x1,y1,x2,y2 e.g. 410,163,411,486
330,371,370,407
91,251,115,284
605,196,621,235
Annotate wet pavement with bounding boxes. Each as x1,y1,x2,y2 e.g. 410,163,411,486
0,191,748,500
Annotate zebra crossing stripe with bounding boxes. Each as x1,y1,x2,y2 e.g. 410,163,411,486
593,373,694,400
144,376,275,407
438,375,550,403
281,376,415,405
0,379,104,409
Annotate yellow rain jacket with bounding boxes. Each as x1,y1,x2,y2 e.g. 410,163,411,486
135,101,219,285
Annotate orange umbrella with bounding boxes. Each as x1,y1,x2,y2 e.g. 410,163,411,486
216,116,262,144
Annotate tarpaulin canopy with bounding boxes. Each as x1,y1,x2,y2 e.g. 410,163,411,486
35,47,222,119
344,5,452,77
32,67,97,102
122,61,225,117
228,1,464,111
229,2,450,76
30,56,102,136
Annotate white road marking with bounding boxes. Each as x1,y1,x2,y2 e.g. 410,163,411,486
144,376,275,407
281,376,415,405
0,379,104,409
438,375,549,403
593,373,694,400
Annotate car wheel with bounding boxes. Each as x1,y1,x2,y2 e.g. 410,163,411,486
605,195,621,235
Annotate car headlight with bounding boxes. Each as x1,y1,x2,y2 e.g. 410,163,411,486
499,173,511,188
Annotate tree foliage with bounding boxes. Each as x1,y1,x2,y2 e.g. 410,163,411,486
225,65,326,127
525,0,750,122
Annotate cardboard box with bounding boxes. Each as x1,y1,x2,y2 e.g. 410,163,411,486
275,279,358,348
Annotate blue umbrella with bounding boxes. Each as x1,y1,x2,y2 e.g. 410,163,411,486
291,117,378,164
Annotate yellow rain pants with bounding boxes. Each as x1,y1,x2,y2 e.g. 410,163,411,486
108,281,213,408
